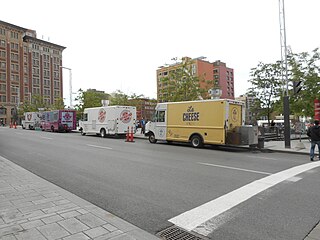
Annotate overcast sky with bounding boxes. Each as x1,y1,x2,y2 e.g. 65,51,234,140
2,0,319,102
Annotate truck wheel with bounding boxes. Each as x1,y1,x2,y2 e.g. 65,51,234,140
100,128,106,138
51,126,54,132
81,130,86,136
191,135,203,148
149,133,157,143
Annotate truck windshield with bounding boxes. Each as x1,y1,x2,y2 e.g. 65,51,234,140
153,110,165,122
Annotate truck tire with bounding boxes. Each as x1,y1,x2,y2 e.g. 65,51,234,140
51,126,54,132
80,130,86,136
191,135,203,148
100,128,106,138
149,133,157,143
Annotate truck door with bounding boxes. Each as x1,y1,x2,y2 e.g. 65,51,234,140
154,110,167,140
228,103,242,130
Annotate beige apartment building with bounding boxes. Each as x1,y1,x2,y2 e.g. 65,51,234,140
0,20,65,125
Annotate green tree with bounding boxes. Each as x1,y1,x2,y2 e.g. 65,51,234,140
248,62,283,123
52,98,65,110
109,90,129,105
159,58,206,102
288,48,320,117
74,89,110,119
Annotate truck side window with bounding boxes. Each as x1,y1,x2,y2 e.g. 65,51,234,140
158,111,165,122
83,113,88,121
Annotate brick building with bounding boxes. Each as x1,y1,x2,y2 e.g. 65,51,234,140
157,57,234,102
0,20,65,125
128,98,157,121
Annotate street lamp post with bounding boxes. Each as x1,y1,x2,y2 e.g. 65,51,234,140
60,66,73,108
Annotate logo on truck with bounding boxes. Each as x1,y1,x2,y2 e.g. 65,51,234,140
98,108,107,123
27,113,32,121
120,110,132,123
183,106,199,121
63,112,72,121
232,107,238,122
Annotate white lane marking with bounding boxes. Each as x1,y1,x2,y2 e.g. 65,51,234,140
246,155,279,161
198,162,272,175
169,161,320,233
40,136,53,140
15,132,23,135
86,144,112,150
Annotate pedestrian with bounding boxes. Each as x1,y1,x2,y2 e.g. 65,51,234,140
307,119,320,161
140,118,145,134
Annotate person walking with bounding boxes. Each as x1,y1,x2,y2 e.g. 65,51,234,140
140,118,146,134
307,120,320,161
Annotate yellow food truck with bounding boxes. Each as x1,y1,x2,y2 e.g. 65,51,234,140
145,99,258,148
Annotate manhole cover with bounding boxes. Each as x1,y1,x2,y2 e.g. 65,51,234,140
157,226,207,240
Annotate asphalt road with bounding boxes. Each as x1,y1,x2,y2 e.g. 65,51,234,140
1,127,319,239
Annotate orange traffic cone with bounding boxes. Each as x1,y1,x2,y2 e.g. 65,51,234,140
125,126,135,142
125,126,130,142
130,126,134,142
14,122,17,129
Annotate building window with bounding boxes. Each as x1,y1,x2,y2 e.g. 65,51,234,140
0,61,6,69
10,43,19,50
0,50,6,58
10,32,19,39
0,72,6,80
0,83,6,91
32,77,40,85
54,81,60,88
11,63,19,71
0,95,6,102
11,53,19,61
32,44,39,50
44,79,50,86
10,74,19,81
0,40,5,47
0,28,5,35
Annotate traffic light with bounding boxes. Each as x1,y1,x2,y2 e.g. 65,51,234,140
293,80,302,94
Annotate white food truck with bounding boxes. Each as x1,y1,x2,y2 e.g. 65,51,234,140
79,106,137,137
22,112,41,130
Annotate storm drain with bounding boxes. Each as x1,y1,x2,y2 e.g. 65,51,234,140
157,225,207,240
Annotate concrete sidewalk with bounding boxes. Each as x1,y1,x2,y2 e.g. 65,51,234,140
0,155,159,240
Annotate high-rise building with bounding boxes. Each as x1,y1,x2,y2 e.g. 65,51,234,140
0,20,66,125
156,57,234,102
236,94,257,125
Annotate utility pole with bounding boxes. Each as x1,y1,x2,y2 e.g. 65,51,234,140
279,0,291,148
